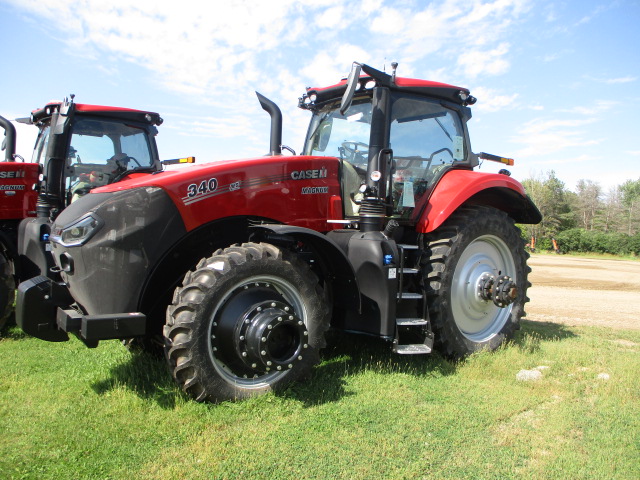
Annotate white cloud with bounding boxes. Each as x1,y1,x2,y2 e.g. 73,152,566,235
511,117,601,158
558,100,618,116
5,0,534,137
585,75,638,85
604,76,637,84
472,87,519,112
457,43,511,78
315,5,345,29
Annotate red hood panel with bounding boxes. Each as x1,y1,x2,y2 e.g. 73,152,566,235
92,155,343,231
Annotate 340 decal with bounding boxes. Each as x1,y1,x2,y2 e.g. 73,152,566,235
187,178,218,198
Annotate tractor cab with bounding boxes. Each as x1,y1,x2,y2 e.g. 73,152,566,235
300,62,479,225
27,98,163,210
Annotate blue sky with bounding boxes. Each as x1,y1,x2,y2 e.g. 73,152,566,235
1,0,638,192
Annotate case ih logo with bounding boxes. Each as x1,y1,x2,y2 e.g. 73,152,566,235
290,168,327,180
0,170,26,178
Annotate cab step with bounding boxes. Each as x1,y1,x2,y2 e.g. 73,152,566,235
396,318,428,326
394,344,432,355
397,292,423,300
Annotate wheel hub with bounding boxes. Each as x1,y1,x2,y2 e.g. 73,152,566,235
211,281,307,376
477,273,517,308
238,300,307,371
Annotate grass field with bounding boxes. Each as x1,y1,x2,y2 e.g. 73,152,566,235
1,320,638,480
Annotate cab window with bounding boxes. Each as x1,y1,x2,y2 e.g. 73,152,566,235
65,118,153,202
390,95,466,216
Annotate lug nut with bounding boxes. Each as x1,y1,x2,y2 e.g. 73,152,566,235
242,352,247,357
251,363,257,368
298,356,303,360
298,320,303,325
261,350,267,355
284,306,290,311
271,302,276,307
288,364,293,369
266,361,272,366
277,366,282,370
261,337,267,342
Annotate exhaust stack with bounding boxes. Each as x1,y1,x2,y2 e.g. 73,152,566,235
0,115,16,162
256,92,282,156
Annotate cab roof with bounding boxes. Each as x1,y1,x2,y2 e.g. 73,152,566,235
300,63,475,109
28,101,163,126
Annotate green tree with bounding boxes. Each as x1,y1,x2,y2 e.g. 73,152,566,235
620,178,640,235
521,170,574,249
574,179,602,231
601,185,623,233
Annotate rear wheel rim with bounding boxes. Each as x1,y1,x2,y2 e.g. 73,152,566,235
450,234,516,342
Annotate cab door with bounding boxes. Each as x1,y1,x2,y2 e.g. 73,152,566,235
389,94,470,220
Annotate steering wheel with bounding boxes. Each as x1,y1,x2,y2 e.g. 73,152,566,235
109,153,141,169
427,147,454,163
341,141,368,158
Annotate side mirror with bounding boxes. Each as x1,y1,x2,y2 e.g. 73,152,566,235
313,120,333,152
339,62,362,116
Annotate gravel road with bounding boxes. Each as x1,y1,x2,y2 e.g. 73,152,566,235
526,254,640,330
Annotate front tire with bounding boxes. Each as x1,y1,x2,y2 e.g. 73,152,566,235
423,206,530,358
164,242,330,402
0,249,15,330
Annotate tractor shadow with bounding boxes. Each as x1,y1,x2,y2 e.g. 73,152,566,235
89,320,578,408
91,348,181,409
284,320,578,407
280,330,458,407
514,319,578,351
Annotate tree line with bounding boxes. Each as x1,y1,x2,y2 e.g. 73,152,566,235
519,172,640,256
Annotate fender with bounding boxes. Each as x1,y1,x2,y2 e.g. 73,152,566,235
250,224,361,312
415,169,542,233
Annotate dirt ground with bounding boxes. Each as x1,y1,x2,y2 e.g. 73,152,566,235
526,254,640,330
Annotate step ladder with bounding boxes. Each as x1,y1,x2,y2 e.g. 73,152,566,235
393,244,433,354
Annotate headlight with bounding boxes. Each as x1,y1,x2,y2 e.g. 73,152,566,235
51,215,103,247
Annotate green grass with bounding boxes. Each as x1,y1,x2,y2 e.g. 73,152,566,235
1,321,638,480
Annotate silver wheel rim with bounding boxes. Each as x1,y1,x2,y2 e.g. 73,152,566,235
207,274,307,389
451,234,516,342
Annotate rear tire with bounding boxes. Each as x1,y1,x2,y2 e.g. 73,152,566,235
422,206,530,358
164,242,330,402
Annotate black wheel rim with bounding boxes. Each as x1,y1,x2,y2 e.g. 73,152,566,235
207,275,309,389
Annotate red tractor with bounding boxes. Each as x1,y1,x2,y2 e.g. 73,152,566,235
17,62,541,402
0,98,177,329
